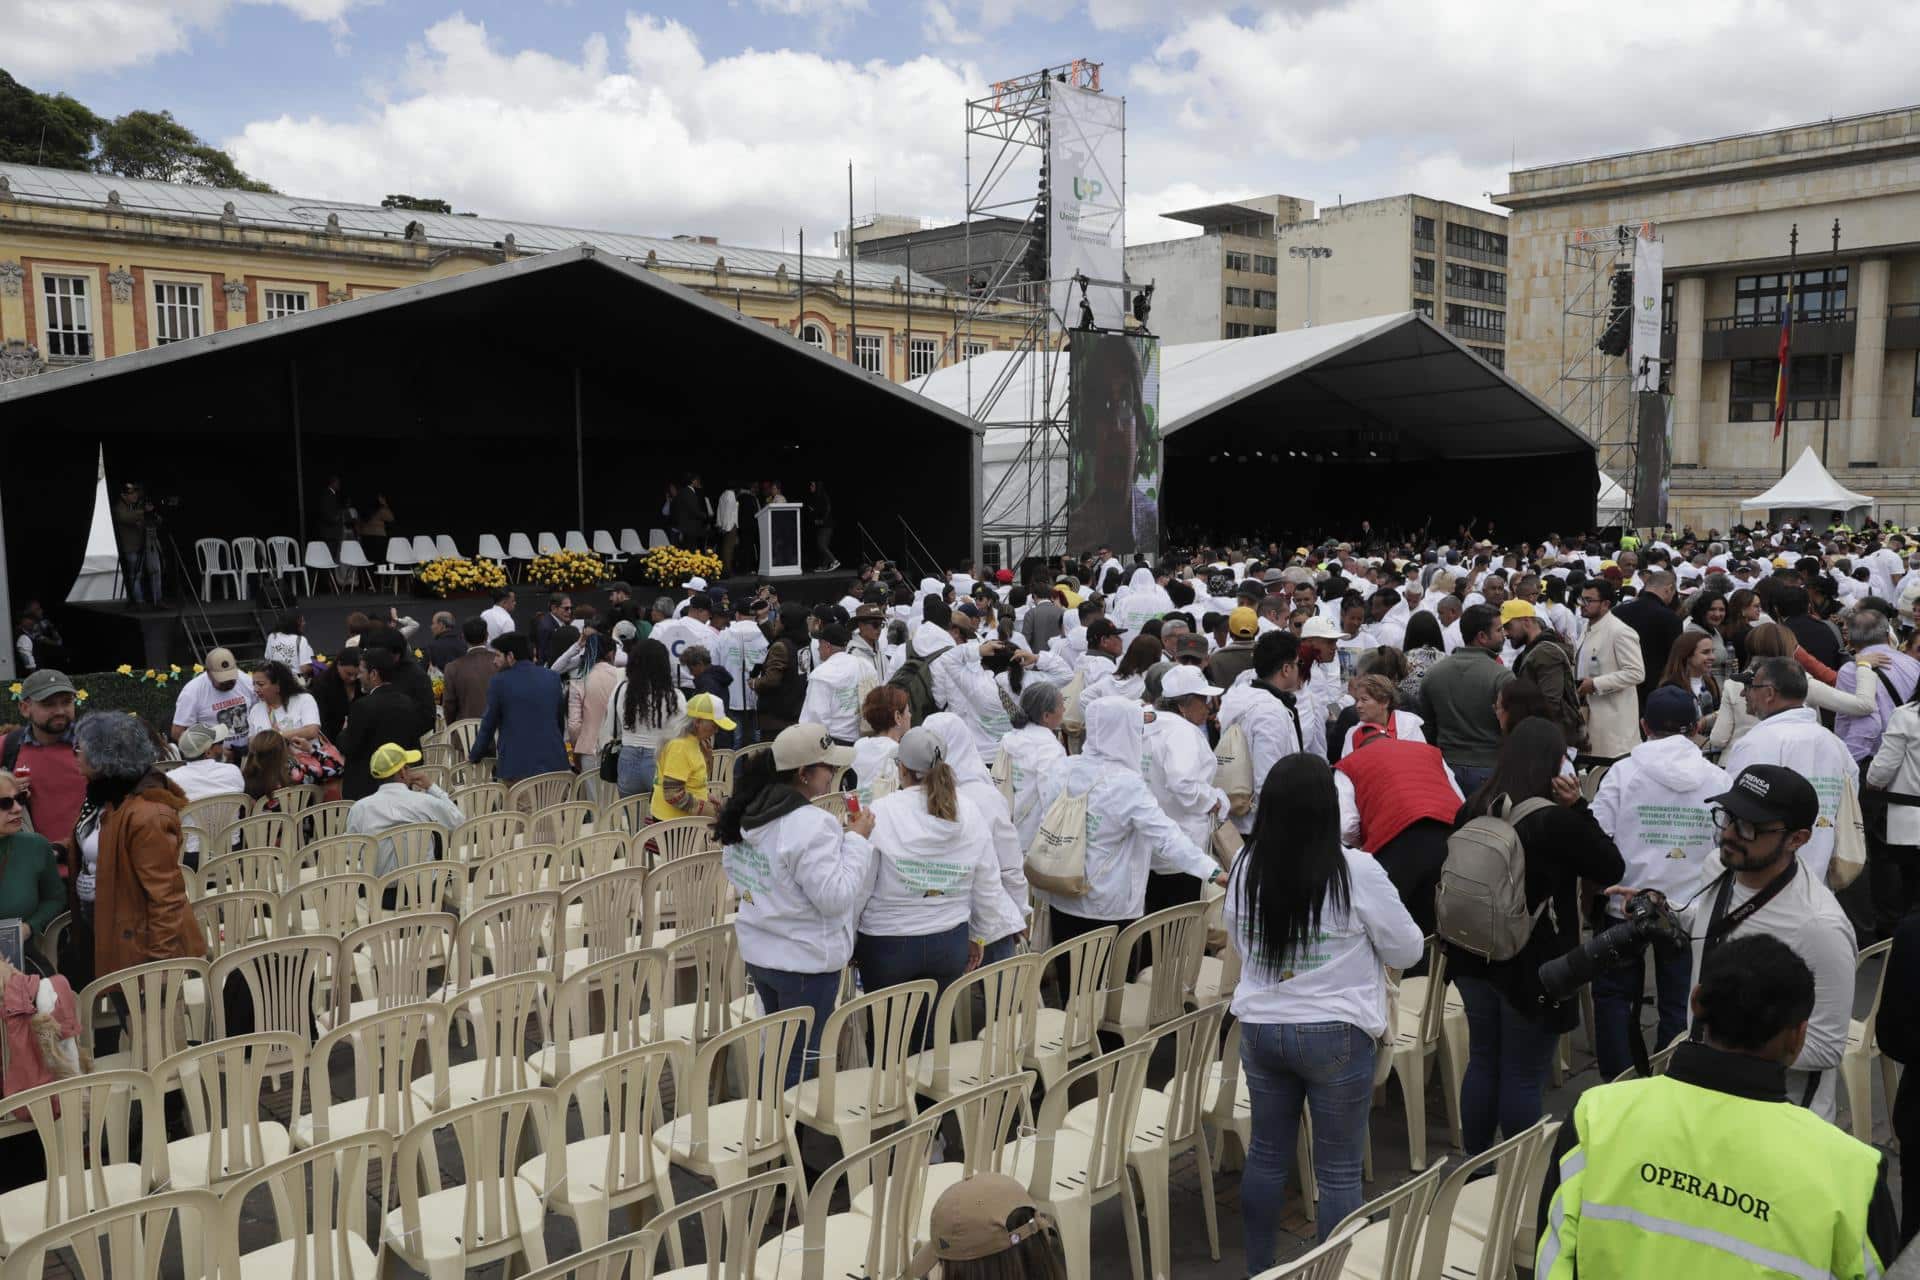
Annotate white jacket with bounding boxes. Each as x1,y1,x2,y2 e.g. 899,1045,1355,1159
1145,712,1232,852
652,616,721,690
725,801,876,973
1721,706,1861,885
1001,723,1066,850
1030,697,1217,921
713,620,770,711
1589,734,1731,916
800,650,868,743
921,633,1008,754
859,786,1021,943
1575,609,1645,759
926,712,1028,940
1869,702,1920,845
1217,681,1306,835
850,735,900,807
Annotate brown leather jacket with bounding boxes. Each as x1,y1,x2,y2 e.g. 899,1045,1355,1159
88,773,205,978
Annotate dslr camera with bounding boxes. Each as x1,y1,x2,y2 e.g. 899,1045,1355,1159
1537,890,1688,1003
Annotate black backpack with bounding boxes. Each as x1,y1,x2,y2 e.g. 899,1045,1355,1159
888,642,951,726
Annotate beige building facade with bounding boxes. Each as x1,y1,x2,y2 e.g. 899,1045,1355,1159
1498,105,1920,530
1123,195,1313,344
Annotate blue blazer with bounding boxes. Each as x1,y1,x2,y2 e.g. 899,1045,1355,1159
470,661,569,782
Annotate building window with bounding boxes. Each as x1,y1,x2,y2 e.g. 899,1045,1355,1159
1253,254,1277,274
153,282,203,345
1729,355,1840,422
1445,303,1505,338
40,274,92,359
1444,223,1508,260
1252,325,1275,336
1225,323,1252,339
1470,345,1505,369
1413,215,1435,250
1913,357,1920,418
1253,289,1277,309
1661,281,1676,333
910,337,938,378
800,322,827,349
1445,262,1506,301
1733,268,1849,327
1224,251,1251,273
1225,286,1252,307
963,341,989,359
854,332,883,373
263,289,309,320
1413,298,1435,318
1412,257,1435,291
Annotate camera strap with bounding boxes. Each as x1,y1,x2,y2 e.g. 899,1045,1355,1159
1701,859,1798,958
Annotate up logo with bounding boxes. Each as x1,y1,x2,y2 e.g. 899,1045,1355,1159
1074,175,1104,201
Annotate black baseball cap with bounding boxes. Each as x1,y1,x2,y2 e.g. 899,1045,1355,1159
1709,765,1820,831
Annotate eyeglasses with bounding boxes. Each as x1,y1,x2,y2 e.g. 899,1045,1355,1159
1746,682,1777,694
0,796,20,811
1710,806,1787,841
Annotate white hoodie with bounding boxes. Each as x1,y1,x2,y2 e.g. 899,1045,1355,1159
1145,711,1232,851
713,619,770,711
860,785,1022,943
725,801,877,974
927,712,1028,939
1721,706,1861,885
800,649,867,742
1589,733,1732,917
1002,721,1067,850
1217,679,1305,835
1029,697,1218,921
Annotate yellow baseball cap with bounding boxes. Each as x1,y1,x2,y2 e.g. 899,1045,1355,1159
370,743,422,779
1498,599,1538,625
686,692,738,732
1228,606,1259,639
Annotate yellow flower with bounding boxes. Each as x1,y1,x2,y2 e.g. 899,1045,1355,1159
115,663,133,676
315,654,329,663
6,683,18,697
192,664,204,674
144,668,157,678
75,690,89,702
170,664,182,673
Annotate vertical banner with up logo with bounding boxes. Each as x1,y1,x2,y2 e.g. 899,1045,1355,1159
1048,83,1126,330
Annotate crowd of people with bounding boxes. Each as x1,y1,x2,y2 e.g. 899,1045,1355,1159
14,513,1920,1275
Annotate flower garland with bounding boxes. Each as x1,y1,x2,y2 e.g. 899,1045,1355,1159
527,549,608,590
416,556,509,598
634,545,724,589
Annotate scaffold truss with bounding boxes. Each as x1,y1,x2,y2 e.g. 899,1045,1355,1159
1557,223,1657,526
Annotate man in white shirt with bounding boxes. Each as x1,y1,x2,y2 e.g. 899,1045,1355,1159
712,606,769,723
172,724,246,860
671,576,708,619
1589,686,1731,1081
1145,665,1232,855
800,623,867,745
1722,657,1860,885
169,647,258,744
1436,596,1464,652
481,588,517,643
1217,631,1307,836
652,593,721,692
346,743,465,879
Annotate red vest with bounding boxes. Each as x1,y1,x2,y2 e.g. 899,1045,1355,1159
1334,738,1460,852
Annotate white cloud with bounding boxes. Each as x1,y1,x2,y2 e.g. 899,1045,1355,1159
227,14,981,248
0,0,372,79
921,0,982,46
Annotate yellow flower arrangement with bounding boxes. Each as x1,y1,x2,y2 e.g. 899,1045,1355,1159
635,545,724,589
115,664,133,676
415,556,510,598
527,548,608,590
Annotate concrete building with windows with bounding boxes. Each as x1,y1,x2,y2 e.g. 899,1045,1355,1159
1498,104,1920,529
1126,194,1511,368
0,162,1028,386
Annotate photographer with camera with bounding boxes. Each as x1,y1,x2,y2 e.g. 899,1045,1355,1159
1587,685,1732,1080
1536,934,1895,1280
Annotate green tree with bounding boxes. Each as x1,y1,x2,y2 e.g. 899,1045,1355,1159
94,109,275,192
381,194,454,214
0,69,101,170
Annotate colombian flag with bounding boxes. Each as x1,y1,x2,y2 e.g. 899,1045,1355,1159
1772,277,1794,439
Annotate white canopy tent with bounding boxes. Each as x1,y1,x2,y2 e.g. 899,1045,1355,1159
1597,474,1630,526
1740,447,1875,520
66,447,122,603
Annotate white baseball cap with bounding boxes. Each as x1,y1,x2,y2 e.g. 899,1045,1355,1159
1300,617,1341,641
681,576,708,591
1160,665,1222,700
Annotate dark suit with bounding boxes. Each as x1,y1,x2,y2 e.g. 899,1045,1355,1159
1875,911,1920,1247
1786,611,1845,670
470,662,568,782
441,647,499,726
1612,592,1683,710
337,684,427,801
672,486,710,547
425,631,466,672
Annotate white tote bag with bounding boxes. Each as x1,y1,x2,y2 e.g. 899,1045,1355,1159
1024,787,1092,897
1213,723,1255,817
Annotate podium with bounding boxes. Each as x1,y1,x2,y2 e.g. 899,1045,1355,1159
757,502,804,578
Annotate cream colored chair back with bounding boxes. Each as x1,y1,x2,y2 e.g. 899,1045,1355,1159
1027,925,1117,1083
815,980,936,1136
344,914,455,1013
281,873,374,937
452,781,510,821
1107,901,1209,1031
706,747,738,805
199,847,289,897
599,793,652,837
654,923,740,1048
538,1042,681,1211
79,957,207,1073
472,846,557,903
531,800,596,848
455,756,499,787
523,1230,660,1280
181,793,251,855
388,1088,554,1275
639,1168,800,1280
560,832,629,881
810,791,851,824
1033,1041,1152,1207
299,800,356,846
270,782,322,814
225,1131,392,1280
685,1009,811,1176
157,1031,309,1188
0,1187,219,1280
373,861,462,917
920,954,1038,1095
461,971,555,1096
1248,1221,1364,1280
921,1072,1037,1175
379,820,447,871
413,763,453,790
193,889,277,963
552,950,666,1079
453,890,560,985
304,1003,452,1144
641,815,718,868
563,868,650,965
1416,1118,1556,1280
3,1070,171,1249
1152,999,1229,1149
643,851,728,945
1325,1157,1449,1280
209,934,338,1041
295,833,376,880
231,810,297,854
445,717,483,759
452,810,527,868
510,770,578,815
784,1115,940,1280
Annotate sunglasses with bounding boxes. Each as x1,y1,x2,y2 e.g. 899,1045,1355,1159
0,796,20,811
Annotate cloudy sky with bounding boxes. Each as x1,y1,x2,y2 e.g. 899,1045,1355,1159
6,0,1915,249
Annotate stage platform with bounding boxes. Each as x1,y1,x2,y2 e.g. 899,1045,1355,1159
69,569,858,670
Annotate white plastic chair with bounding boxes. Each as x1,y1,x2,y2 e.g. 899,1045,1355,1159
1410,1118,1556,1280
477,533,509,562
383,1089,554,1280
224,1131,391,1280
435,533,463,560
269,535,311,594
1842,937,1897,1144
537,531,562,555
1322,1156,1449,1280
410,534,439,564
593,530,625,564
1386,939,1455,1171
508,532,538,562
302,540,338,592
378,536,417,593
647,529,669,549
230,536,266,600
1249,1222,1365,1280
335,538,375,591
1,1187,219,1280
196,538,240,600
564,530,591,554
619,529,645,557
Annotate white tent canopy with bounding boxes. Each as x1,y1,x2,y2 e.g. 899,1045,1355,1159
1597,474,1629,525
66,447,122,603
1740,447,1875,514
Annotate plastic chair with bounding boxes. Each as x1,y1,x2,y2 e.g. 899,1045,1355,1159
383,1089,555,1280
79,957,207,1081
1843,937,1897,1143
534,948,665,1086
269,535,311,594
470,848,556,906
334,538,375,591
280,873,373,937
593,529,625,564
477,533,513,576
411,533,439,564
423,971,554,1113
294,1002,450,1149
639,815,719,868
293,832,376,882
619,528,646,557
644,853,730,949
565,530,591,554
908,954,1037,1101
435,533,462,560
648,529,669,549
370,819,446,874
1101,902,1210,1045
0,1187,219,1279
231,536,266,600
522,1228,662,1280
198,848,288,898
181,792,252,865
269,782,322,814
452,784,509,827
224,1131,391,1280
303,540,339,593
508,532,538,563
600,793,653,839
852,1071,1036,1240
530,800,595,848
1026,925,1117,1089
208,937,338,1071
521,1042,682,1250
335,914,455,1025
1606,1030,1690,1084
1447,1119,1564,1274
790,981,936,1182
0,1071,169,1260
559,866,648,970
374,862,462,918
196,537,241,600
1410,1118,1556,1280
1140,881,1239,1005
1322,1156,1449,1280
509,770,578,816
1250,1221,1366,1280
650,1007,812,1190
447,891,559,994
753,1114,941,1279
298,799,357,847
637,1168,800,1278
811,791,851,824
706,748,738,806
538,531,563,555
1387,939,1456,1170
185,891,276,1029
378,536,417,593
648,923,741,1050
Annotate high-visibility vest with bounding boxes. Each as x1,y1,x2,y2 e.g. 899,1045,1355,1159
1540,1073,1883,1280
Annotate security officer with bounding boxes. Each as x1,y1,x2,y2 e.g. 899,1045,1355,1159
1537,934,1896,1278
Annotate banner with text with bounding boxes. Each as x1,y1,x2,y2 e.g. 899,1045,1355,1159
1048,83,1126,330
1068,332,1161,557
1630,234,1665,393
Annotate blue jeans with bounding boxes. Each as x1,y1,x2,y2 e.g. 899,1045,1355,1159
981,935,1021,966
1454,975,1561,1155
1239,1020,1376,1266
1451,764,1493,798
1591,942,1693,1082
854,923,971,1052
745,963,842,1089
616,744,657,798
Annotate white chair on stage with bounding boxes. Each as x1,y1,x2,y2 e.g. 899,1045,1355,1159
411,535,439,565
302,541,338,593
593,531,625,566
230,537,266,601
507,532,538,565
537,531,562,555
269,536,311,595
618,529,645,559
196,538,241,601
336,538,376,592
647,529,669,549
378,538,417,594
435,534,463,561
564,531,591,554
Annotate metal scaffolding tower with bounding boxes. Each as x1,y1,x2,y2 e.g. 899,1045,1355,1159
1557,224,1649,520
962,61,1104,566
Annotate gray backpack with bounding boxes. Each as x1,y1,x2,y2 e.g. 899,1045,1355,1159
1435,796,1555,962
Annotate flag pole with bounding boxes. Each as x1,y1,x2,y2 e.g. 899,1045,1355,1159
1821,218,1841,469
1778,222,1798,475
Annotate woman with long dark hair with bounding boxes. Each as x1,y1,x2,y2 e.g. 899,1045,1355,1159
1684,589,1732,682
1397,610,1447,706
1659,629,1721,724
248,660,321,742
1227,753,1423,1266
1446,719,1622,1154
603,638,684,798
